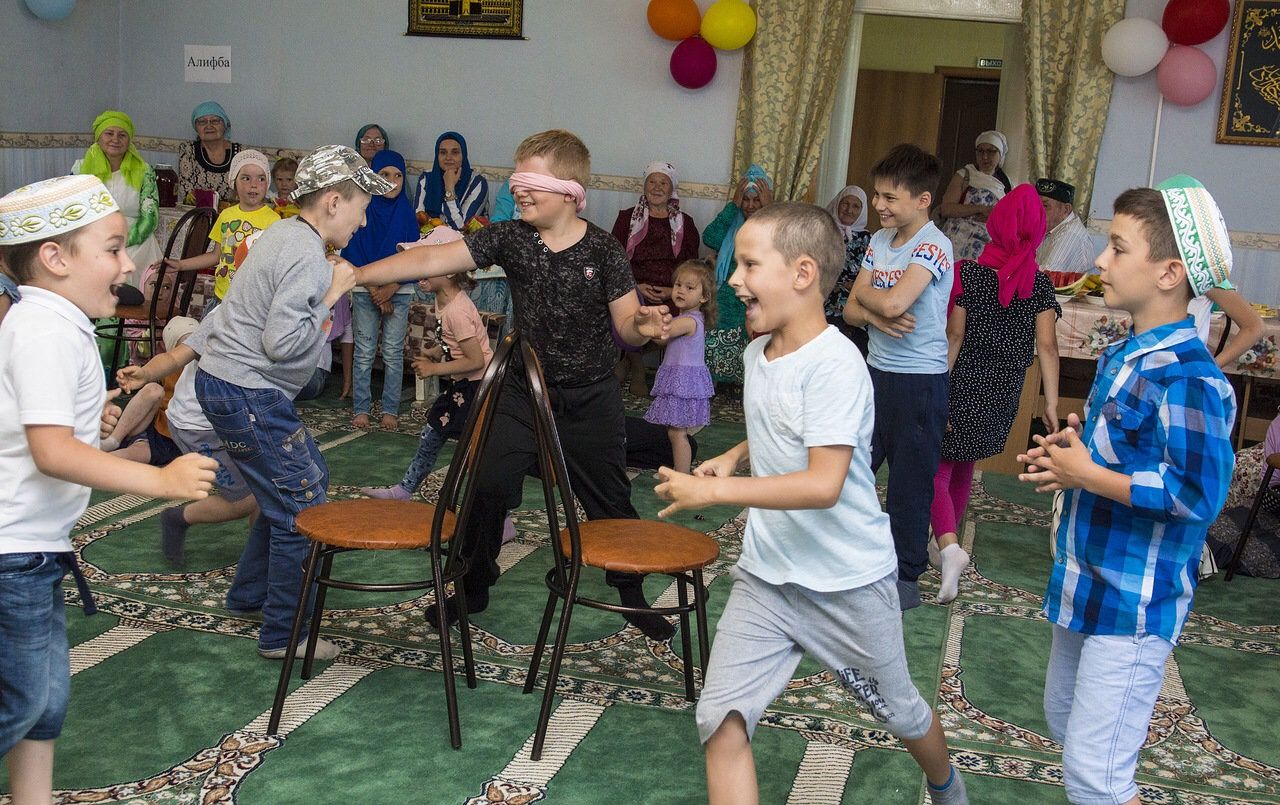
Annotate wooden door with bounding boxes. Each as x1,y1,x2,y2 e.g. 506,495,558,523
846,69,943,232
936,72,1002,197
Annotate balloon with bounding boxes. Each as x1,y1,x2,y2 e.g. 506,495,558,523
1100,18,1168,77
700,0,757,51
647,0,700,42
1157,45,1218,106
670,36,717,90
24,0,75,20
1162,0,1230,46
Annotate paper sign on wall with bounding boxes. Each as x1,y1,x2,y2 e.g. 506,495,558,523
184,45,232,84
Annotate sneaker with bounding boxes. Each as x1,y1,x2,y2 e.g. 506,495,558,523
259,637,340,661
361,484,411,500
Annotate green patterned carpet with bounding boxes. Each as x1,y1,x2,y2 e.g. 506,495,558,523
2,386,1278,804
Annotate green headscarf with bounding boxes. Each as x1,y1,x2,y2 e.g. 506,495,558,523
79,110,148,191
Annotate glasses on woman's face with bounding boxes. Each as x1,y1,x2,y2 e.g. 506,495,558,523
195,117,224,128
360,136,386,145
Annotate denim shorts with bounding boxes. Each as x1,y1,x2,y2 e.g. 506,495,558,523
1043,624,1175,804
0,552,71,754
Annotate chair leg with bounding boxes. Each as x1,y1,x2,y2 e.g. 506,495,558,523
677,575,695,702
1226,466,1275,581
523,584,559,695
301,550,335,680
693,569,711,673
429,557,463,750
453,575,478,690
105,319,126,382
531,577,578,762
267,540,323,734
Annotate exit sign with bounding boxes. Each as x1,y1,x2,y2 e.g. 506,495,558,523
977,58,1004,68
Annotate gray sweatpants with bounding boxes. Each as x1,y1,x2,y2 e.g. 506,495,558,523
696,567,935,744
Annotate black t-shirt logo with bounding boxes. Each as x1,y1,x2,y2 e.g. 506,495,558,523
583,266,597,280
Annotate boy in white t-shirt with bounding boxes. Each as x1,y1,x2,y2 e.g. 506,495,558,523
656,203,966,805
0,175,216,803
842,143,955,610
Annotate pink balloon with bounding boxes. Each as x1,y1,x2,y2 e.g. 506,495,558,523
1157,45,1217,106
1161,0,1230,46
670,36,717,89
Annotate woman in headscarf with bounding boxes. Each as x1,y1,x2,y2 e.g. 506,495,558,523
355,123,390,163
414,131,489,231
175,101,242,205
702,164,773,385
347,150,422,430
938,130,1012,261
823,184,872,354
929,183,1060,603
610,160,702,394
74,109,163,283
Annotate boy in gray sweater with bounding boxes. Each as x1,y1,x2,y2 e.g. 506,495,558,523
185,145,392,660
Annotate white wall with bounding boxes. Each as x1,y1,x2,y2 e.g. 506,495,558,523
110,0,743,185
0,0,121,131
1091,0,1280,235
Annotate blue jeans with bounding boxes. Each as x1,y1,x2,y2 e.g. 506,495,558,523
195,370,329,652
868,368,949,587
0,552,70,754
1044,624,1174,804
352,292,411,417
295,367,329,401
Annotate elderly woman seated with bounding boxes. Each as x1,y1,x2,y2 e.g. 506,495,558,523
73,109,162,283
176,101,242,205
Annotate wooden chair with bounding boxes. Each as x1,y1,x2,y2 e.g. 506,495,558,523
488,334,719,762
1224,452,1280,581
266,339,509,746
96,206,216,379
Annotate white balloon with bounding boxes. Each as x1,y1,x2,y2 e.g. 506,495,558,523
1101,18,1169,77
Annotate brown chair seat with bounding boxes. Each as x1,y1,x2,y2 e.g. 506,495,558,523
558,519,720,575
296,499,455,551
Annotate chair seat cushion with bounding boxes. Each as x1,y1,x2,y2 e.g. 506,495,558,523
558,519,720,574
296,499,456,550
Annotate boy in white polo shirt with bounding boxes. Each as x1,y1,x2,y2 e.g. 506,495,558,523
655,203,966,804
0,175,216,803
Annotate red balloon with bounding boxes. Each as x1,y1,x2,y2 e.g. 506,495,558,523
1161,0,1230,46
670,36,717,89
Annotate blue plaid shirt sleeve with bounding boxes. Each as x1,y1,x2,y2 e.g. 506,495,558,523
1128,376,1237,525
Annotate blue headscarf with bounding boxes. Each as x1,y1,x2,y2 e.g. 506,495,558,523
191,101,230,134
355,122,389,152
341,150,419,271
417,131,475,217
714,164,772,283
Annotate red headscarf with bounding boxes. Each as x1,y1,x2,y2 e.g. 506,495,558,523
950,183,1046,311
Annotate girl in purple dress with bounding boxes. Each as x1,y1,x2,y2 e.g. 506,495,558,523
645,259,717,473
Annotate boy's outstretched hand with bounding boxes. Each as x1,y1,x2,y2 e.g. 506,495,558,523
1017,412,1093,493
99,388,123,439
635,304,672,341
116,366,149,393
655,465,714,519
325,255,357,307
158,453,218,500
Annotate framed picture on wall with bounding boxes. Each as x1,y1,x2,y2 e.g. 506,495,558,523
407,0,524,40
1216,0,1280,146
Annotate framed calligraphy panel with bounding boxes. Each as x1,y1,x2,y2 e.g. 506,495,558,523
407,0,524,40
1217,0,1280,146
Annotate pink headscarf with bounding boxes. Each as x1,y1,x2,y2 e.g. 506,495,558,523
625,161,685,258
953,183,1046,310
509,171,587,212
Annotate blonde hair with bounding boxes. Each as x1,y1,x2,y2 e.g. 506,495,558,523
672,259,717,329
748,203,845,297
513,129,591,188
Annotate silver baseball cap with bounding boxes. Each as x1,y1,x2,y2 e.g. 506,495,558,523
291,144,395,200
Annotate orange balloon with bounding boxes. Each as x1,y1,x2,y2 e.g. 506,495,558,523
648,0,701,42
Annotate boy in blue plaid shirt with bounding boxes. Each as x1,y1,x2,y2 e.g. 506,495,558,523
1018,176,1236,805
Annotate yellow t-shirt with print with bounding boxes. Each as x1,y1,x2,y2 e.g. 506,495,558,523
210,204,282,300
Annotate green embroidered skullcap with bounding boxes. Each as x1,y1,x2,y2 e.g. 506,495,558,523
0,175,120,246
1155,174,1232,297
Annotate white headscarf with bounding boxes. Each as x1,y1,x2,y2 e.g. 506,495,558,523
625,160,685,258
825,185,868,243
975,130,1008,166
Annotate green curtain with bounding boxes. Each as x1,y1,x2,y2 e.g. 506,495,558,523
1023,0,1125,220
730,0,860,201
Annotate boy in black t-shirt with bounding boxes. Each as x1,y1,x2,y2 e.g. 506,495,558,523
355,130,675,639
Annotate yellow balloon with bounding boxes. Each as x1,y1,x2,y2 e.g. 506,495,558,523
700,0,757,51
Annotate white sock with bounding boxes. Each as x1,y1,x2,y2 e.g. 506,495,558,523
937,544,970,604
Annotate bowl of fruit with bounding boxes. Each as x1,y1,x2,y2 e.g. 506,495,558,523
1049,271,1104,305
